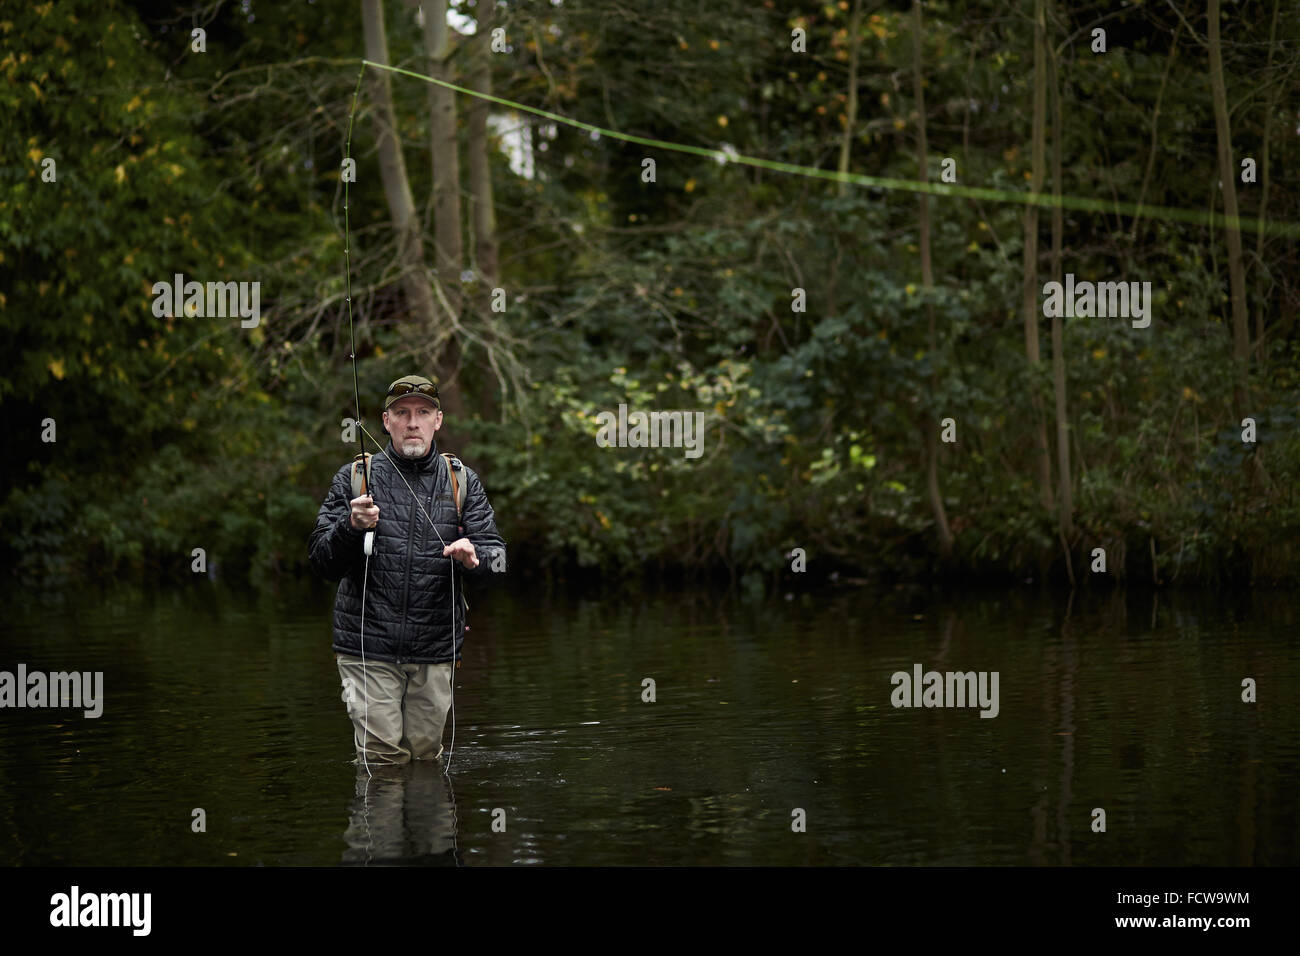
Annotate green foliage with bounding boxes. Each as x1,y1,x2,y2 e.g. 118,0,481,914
3,0,1300,585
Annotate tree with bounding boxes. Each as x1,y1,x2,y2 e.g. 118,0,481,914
1207,0,1250,422
1022,0,1054,513
1047,0,1072,557
360,0,462,422
912,0,953,558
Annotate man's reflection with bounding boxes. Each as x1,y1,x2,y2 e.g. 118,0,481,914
342,761,460,865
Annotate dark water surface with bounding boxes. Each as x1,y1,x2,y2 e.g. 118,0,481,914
1,580,1296,866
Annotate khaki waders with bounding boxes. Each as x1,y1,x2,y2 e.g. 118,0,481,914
336,653,454,765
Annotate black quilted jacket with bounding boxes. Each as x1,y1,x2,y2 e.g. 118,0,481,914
308,440,507,665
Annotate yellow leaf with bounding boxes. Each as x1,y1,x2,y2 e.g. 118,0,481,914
48,358,65,379
0,292,5,308
28,146,41,164
29,81,44,102
125,94,142,112
114,165,125,184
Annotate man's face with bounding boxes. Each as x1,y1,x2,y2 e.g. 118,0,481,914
383,396,442,459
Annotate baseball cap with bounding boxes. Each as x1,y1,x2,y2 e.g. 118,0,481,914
383,375,441,411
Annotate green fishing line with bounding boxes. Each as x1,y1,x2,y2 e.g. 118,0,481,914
361,58,1297,240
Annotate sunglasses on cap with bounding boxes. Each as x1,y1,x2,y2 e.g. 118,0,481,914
385,382,441,411
387,381,439,400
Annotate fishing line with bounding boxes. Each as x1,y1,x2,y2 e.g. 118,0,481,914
344,62,462,779
356,421,462,776
359,58,1298,239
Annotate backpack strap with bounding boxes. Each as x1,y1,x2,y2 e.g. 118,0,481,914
440,452,466,524
441,453,471,622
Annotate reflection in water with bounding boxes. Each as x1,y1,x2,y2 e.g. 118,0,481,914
342,762,461,866
2,580,1298,865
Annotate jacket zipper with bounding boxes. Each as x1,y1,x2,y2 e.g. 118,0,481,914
396,461,418,663
396,460,439,663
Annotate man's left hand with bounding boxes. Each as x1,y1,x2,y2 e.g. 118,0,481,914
443,538,479,569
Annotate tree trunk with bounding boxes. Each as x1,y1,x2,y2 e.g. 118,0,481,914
1253,0,1280,376
1048,0,1072,550
912,0,953,559
1023,0,1054,513
466,31,502,421
1208,0,1250,422
420,0,468,434
361,0,434,334
422,0,464,320
361,0,462,426
837,0,863,196
466,36,500,292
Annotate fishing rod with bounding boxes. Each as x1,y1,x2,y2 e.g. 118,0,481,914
342,62,377,781
342,61,462,779
344,64,374,563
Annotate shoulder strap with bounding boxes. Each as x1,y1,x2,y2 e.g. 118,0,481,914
440,452,466,521
441,452,471,619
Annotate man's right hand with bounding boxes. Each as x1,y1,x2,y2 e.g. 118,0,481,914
349,494,379,531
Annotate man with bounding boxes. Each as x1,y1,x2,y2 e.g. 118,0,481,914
309,374,506,766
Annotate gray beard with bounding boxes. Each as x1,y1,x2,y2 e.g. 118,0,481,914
399,438,428,459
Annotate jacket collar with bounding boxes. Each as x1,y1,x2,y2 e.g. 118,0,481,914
385,439,439,474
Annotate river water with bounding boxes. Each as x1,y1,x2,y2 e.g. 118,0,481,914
1,580,1296,865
